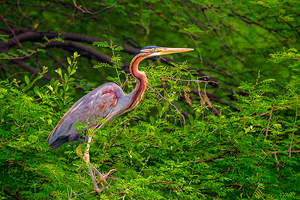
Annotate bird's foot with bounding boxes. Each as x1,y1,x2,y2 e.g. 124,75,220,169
91,167,118,193
93,167,118,186
93,186,109,194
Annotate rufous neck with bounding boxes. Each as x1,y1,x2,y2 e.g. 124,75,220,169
125,55,148,110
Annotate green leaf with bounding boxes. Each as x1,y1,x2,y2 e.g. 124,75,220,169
70,69,76,76
188,114,194,124
0,35,9,42
17,49,29,56
93,41,109,47
150,116,155,125
66,97,73,104
34,42,46,47
67,57,71,65
74,51,78,59
64,73,68,82
34,86,40,95
24,75,30,85
0,53,10,59
55,68,62,78
115,46,123,51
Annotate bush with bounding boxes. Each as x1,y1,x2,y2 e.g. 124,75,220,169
1,50,300,199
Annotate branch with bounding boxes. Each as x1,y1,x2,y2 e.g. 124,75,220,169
149,181,177,185
194,150,233,164
200,6,247,69
11,59,54,81
159,76,218,87
1,29,216,82
2,187,24,200
0,31,138,55
187,67,219,88
40,40,132,73
265,103,275,139
147,85,186,124
189,87,229,106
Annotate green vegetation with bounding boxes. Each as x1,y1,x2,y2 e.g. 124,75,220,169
1,0,299,199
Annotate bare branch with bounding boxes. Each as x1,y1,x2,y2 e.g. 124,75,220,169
147,85,186,124
194,150,233,164
3,187,24,200
11,59,54,81
265,103,275,139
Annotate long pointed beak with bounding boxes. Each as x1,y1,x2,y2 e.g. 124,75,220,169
159,47,194,55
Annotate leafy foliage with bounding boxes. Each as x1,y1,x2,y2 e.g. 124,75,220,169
1,0,300,199
1,48,300,199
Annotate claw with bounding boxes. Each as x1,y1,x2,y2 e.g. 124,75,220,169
92,167,118,186
92,186,109,194
88,166,118,193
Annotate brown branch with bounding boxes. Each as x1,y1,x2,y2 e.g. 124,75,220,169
194,150,232,164
159,76,218,86
45,41,111,62
258,151,279,167
274,153,280,171
149,181,177,185
0,30,215,82
222,167,231,176
0,14,23,50
11,59,54,81
40,40,132,73
194,148,299,167
157,77,222,116
0,31,138,55
72,0,93,14
200,6,247,69
258,149,300,169
2,187,24,200
190,87,229,106
221,184,242,190
229,10,278,33
147,85,187,124
7,160,47,178
265,103,275,139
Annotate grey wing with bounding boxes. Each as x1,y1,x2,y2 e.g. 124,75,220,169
47,82,123,149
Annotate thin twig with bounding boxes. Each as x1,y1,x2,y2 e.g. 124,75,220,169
0,14,24,50
258,151,279,167
159,76,217,85
265,103,275,139
287,108,298,158
147,85,185,124
72,0,93,14
194,150,233,164
149,181,177,185
108,124,126,149
274,153,280,171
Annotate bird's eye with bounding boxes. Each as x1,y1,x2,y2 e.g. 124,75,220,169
152,48,159,52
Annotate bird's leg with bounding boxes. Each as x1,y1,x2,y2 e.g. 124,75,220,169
81,136,108,193
79,136,118,194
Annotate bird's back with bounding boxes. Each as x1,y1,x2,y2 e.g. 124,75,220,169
47,82,125,149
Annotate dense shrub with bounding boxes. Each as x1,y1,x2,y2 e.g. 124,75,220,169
1,51,299,199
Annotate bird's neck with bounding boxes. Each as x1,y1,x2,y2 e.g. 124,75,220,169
125,55,148,111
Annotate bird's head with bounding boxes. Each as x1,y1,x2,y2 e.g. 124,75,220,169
133,46,194,59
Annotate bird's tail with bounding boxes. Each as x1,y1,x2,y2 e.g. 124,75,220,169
49,134,85,150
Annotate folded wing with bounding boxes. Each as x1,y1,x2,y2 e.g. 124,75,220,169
47,83,122,149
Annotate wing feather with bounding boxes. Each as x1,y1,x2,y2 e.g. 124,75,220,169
47,83,121,146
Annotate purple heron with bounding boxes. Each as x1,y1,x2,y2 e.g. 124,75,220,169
47,46,193,193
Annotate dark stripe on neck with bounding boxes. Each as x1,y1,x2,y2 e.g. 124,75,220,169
126,54,146,110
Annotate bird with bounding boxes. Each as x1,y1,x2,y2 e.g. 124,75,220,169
47,46,193,193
